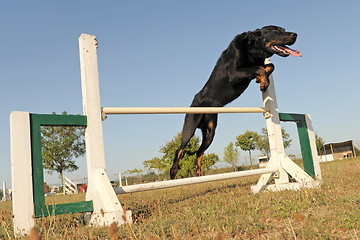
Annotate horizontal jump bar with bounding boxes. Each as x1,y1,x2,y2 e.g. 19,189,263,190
102,107,267,115
114,167,278,194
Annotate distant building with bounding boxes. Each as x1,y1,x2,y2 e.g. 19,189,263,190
319,140,356,162
258,155,269,168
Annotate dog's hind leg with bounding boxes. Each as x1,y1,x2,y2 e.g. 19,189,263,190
195,114,218,176
170,113,203,179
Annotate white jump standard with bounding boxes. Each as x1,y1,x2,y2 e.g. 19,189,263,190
10,33,321,236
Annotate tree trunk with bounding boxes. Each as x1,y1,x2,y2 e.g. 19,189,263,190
60,171,65,195
232,160,237,172
249,150,252,169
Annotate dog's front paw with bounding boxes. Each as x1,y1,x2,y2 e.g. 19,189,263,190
256,75,261,83
260,83,269,92
257,75,270,92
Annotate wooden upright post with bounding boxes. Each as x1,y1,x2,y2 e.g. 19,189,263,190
10,111,35,236
251,60,289,192
79,33,131,226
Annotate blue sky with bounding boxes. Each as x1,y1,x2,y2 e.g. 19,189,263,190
1,1,359,185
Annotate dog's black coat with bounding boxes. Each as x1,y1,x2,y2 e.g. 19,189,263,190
170,26,299,179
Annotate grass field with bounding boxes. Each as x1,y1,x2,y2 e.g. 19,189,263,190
1,157,360,239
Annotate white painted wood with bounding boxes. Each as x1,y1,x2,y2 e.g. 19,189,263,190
252,181,320,193
114,168,278,194
318,154,334,162
102,107,267,115
64,176,78,194
79,33,130,225
89,169,131,226
79,33,106,174
305,114,322,180
282,156,313,182
254,155,278,187
259,59,289,185
10,111,34,236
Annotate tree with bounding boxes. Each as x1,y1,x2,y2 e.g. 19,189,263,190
41,111,85,193
223,142,240,171
144,132,219,178
143,157,167,179
235,131,260,168
257,128,292,157
315,134,325,155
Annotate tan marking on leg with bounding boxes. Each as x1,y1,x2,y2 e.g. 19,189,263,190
256,66,266,83
257,75,268,90
208,121,214,130
264,65,273,74
177,149,183,159
256,75,262,83
196,154,203,176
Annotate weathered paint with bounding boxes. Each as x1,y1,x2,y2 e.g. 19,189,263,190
10,112,34,236
79,33,129,226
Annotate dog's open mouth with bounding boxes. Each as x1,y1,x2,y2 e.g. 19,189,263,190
271,45,302,57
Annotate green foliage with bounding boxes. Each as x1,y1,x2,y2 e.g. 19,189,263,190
125,168,143,175
256,128,269,156
235,131,259,152
144,132,219,178
223,142,240,171
143,157,166,178
162,132,199,178
315,133,325,155
281,128,292,149
257,127,292,156
201,153,219,174
288,154,296,159
41,111,85,186
235,131,260,167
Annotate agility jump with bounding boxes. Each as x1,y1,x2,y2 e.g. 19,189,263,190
11,33,321,236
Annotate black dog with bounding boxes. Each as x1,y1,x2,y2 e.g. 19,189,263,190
170,25,301,179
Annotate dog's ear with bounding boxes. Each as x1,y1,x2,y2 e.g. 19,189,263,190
233,33,246,50
233,30,263,50
245,29,263,47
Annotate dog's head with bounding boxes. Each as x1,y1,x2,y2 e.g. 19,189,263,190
260,25,301,57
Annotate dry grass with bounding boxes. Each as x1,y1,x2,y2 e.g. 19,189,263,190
1,157,360,239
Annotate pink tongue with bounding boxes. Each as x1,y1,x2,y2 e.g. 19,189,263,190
278,45,302,57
